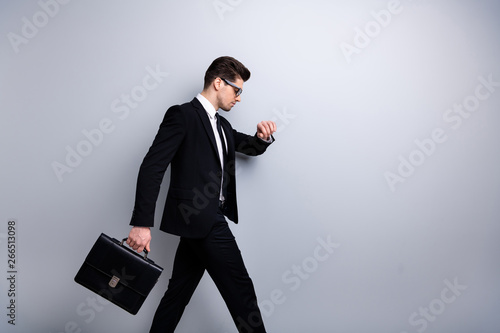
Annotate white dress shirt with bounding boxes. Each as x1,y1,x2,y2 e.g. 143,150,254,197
196,93,227,201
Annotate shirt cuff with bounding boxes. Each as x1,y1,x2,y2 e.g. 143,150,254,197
258,135,274,143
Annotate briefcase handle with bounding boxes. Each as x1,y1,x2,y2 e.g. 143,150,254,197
120,237,149,260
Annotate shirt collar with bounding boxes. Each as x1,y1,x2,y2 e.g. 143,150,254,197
196,93,217,119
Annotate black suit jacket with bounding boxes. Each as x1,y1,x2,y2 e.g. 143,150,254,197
130,98,273,238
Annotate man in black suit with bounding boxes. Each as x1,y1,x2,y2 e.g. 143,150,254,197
127,56,276,332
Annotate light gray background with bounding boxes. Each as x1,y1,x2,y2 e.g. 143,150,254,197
1,0,499,332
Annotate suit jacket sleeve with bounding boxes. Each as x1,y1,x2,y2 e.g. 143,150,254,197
129,106,186,227
233,130,274,156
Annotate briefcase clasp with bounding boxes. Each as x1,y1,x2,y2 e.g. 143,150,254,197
109,275,120,288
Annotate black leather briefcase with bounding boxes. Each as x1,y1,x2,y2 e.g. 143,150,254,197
75,233,163,315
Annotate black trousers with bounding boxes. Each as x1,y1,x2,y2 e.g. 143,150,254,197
149,209,266,333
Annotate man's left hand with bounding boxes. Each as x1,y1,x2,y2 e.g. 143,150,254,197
257,120,277,141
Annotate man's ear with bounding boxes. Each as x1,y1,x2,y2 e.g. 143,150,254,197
213,77,222,91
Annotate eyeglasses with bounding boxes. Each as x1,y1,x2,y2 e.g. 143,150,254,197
221,78,243,97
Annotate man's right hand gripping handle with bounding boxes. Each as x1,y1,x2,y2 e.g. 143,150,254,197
127,226,151,254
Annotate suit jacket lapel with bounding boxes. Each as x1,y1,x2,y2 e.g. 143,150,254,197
191,98,224,166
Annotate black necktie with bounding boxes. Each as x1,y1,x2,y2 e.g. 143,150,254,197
215,113,228,201
215,113,227,157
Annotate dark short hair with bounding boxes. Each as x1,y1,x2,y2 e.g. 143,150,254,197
203,56,251,89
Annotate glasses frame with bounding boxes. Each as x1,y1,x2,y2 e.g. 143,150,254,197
221,78,243,97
